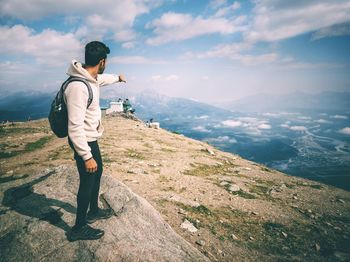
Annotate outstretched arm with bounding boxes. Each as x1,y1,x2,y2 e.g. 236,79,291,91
97,74,126,87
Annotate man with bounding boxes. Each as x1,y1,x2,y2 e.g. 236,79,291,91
64,41,126,241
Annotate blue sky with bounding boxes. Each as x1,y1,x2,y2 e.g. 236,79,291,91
0,0,350,102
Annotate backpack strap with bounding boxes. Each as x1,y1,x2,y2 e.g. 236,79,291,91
61,76,93,108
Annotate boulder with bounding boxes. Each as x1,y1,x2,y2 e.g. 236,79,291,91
0,165,210,262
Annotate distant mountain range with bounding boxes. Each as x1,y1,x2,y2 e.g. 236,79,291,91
100,88,232,123
0,91,53,121
215,91,350,113
1,89,349,122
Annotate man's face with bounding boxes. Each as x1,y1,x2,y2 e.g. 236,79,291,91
98,59,106,74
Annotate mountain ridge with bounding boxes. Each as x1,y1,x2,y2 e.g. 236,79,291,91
0,114,349,261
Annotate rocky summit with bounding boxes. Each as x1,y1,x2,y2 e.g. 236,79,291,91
0,114,349,261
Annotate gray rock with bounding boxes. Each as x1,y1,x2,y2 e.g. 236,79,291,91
220,181,229,186
181,219,198,233
168,194,200,207
231,233,239,240
315,243,321,252
228,184,240,192
195,240,205,246
0,165,210,262
178,208,187,215
204,148,215,155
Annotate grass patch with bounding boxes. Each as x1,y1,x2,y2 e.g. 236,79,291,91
0,126,39,137
248,184,278,201
260,166,272,172
295,182,323,190
125,149,145,160
157,175,170,183
250,184,269,195
231,190,256,199
161,186,176,192
192,204,212,216
24,136,53,152
309,184,323,189
253,179,277,187
218,182,257,199
160,147,176,153
143,143,153,149
102,155,113,163
0,151,19,159
23,161,38,166
0,135,53,159
183,162,239,178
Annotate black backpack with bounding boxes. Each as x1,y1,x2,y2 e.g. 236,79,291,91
48,76,93,138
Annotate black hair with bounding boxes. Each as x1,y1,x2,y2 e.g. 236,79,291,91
85,41,110,66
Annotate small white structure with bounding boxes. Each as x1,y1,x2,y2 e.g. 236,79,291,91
106,101,123,115
148,122,160,129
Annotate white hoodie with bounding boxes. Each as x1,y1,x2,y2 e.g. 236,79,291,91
63,60,120,161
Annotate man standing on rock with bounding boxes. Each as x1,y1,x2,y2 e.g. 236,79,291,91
64,41,126,241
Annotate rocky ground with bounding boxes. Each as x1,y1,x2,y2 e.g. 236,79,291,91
0,114,349,261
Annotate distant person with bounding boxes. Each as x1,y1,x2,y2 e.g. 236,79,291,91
63,41,126,241
123,98,135,114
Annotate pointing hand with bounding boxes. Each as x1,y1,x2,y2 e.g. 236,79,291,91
118,74,126,83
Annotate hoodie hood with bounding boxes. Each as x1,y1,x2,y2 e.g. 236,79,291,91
66,60,97,83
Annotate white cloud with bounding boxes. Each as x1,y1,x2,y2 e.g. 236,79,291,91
121,42,135,49
290,126,307,131
206,136,237,143
192,126,211,133
0,0,161,46
151,74,179,82
246,0,350,42
214,2,241,17
0,25,82,66
146,12,245,45
183,41,278,66
258,123,271,129
298,116,312,120
331,115,348,119
222,120,242,128
195,115,209,119
339,127,350,135
315,119,332,124
281,124,289,128
114,29,137,42
209,0,228,9
109,56,166,65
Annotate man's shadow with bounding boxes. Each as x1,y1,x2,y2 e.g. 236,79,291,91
2,171,76,233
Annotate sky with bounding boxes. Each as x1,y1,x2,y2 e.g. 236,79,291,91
0,0,350,103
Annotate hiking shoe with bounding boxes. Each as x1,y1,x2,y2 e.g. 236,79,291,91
86,208,114,224
67,224,104,242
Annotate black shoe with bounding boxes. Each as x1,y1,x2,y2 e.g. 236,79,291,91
86,208,114,224
67,224,104,242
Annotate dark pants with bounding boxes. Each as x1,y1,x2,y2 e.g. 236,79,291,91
68,137,103,228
